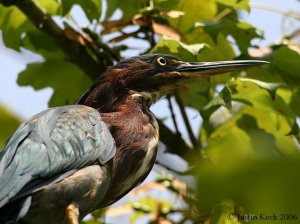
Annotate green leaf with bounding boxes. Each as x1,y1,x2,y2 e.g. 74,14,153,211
169,0,217,33
201,85,232,119
0,1,60,51
201,19,261,54
215,0,250,11
153,0,180,11
272,46,300,86
239,78,285,99
229,78,296,125
0,105,21,149
290,87,300,116
105,0,144,19
204,78,299,157
197,32,235,61
0,5,33,50
152,37,205,61
179,79,210,111
61,0,102,21
17,60,92,107
35,0,61,15
22,30,65,59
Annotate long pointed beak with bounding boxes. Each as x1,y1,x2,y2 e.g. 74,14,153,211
177,60,268,76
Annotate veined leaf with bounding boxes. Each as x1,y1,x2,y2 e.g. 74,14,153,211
17,60,92,107
203,78,299,161
152,37,205,61
239,77,285,99
169,0,217,33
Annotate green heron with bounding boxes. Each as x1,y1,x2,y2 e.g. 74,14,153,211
0,54,267,224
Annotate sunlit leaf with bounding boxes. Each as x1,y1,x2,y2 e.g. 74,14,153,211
17,60,92,107
229,78,297,131
153,37,205,61
215,0,250,11
202,78,299,164
197,33,235,62
0,5,33,50
61,0,101,21
169,0,217,33
239,78,285,99
35,0,61,15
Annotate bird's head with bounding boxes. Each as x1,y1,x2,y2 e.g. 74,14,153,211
78,54,267,111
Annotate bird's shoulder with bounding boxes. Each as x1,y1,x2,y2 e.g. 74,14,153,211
0,105,115,208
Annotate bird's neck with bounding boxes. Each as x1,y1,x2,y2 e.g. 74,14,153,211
78,81,126,112
98,93,159,203
78,77,161,112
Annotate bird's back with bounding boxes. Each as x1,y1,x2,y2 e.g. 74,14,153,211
0,105,116,222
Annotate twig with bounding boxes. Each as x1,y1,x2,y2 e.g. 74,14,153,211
154,160,188,176
250,3,300,20
166,94,179,134
174,91,200,149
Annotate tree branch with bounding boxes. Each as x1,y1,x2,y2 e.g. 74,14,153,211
174,91,201,149
157,119,192,160
0,0,106,80
166,94,179,134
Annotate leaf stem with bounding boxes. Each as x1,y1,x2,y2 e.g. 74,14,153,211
174,91,201,150
167,94,179,134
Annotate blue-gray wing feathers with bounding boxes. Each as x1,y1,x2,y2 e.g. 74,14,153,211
0,105,115,208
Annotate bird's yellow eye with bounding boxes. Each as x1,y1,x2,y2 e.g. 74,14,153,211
156,57,167,66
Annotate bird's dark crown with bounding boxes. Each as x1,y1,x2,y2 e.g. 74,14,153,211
78,54,268,112
112,54,181,74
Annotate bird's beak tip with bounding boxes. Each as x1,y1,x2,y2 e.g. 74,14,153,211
177,59,269,75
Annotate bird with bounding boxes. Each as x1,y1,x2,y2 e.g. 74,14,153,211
0,54,267,224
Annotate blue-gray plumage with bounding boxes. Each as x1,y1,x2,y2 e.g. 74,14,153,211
0,105,115,223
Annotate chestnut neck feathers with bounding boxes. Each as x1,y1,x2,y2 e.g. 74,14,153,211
78,64,159,202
